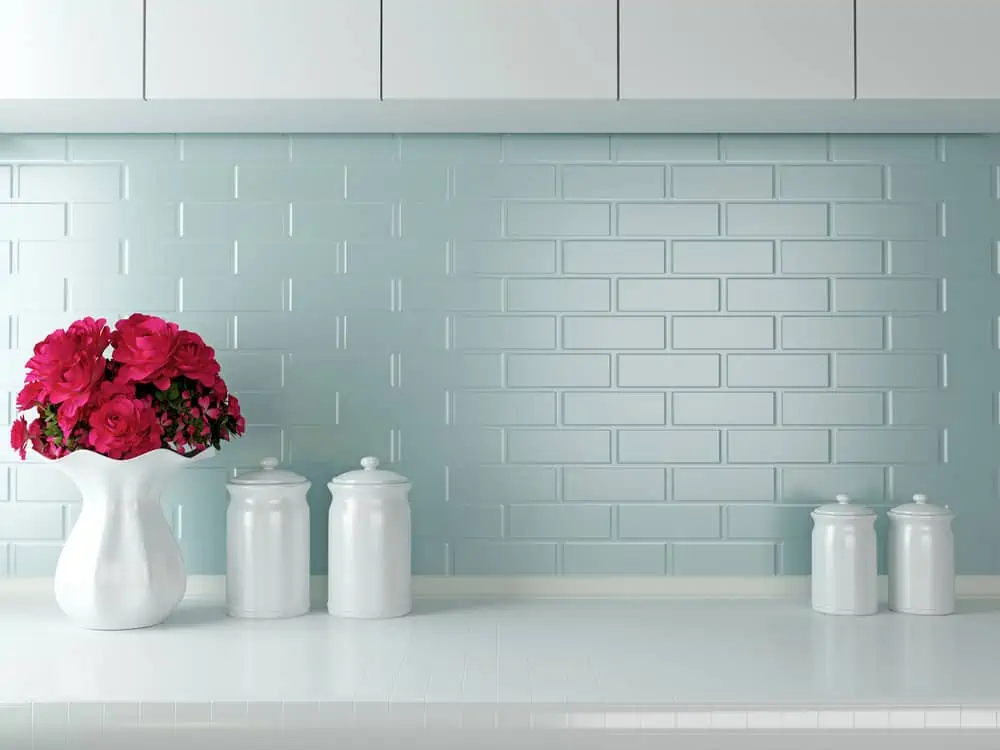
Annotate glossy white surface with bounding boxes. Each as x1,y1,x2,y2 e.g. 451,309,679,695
328,458,412,619
811,495,878,616
382,0,617,100
226,458,311,619
889,494,956,616
145,0,380,100
0,0,143,99
3,594,1000,707
620,0,855,100
51,449,212,630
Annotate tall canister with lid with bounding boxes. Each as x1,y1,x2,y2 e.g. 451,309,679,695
811,494,878,616
889,493,955,615
327,457,412,619
226,457,312,619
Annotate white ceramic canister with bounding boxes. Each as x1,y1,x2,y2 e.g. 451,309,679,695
811,494,878,616
888,493,955,615
328,457,412,619
225,457,311,619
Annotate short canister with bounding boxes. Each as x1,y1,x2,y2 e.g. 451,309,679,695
888,493,955,615
811,494,878,616
225,457,312,619
327,457,412,619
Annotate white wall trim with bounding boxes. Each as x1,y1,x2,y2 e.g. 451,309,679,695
5,575,1000,602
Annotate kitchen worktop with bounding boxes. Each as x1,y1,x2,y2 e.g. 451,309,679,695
3,591,1000,739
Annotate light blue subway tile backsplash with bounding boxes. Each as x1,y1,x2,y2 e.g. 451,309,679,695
1,133,998,577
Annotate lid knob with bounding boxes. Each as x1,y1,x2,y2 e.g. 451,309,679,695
835,494,850,504
361,456,380,471
260,457,279,471
913,493,928,504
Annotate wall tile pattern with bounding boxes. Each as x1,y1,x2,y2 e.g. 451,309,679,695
0,134,998,577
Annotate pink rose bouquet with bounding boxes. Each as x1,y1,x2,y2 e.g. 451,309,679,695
9,314,246,461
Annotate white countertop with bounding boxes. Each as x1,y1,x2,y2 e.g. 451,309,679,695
4,593,1000,712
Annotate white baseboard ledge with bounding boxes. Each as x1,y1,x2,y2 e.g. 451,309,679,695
4,575,1000,603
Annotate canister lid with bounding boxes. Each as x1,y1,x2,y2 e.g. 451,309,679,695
330,456,410,486
811,494,876,517
889,493,953,518
230,457,309,486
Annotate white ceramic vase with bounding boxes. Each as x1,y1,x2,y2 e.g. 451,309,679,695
50,446,215,630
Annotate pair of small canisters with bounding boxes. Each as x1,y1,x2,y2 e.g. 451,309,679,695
223,456,413,620
811,493,955,616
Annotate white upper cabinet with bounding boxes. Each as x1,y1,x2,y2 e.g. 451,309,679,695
858,0,1000,99
382,0,617,100
146,0,380,100
620,0,855,100
0,0,143,99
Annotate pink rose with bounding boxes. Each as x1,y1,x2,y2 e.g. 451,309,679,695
87,382,163,459
228,395,246,435
24,319,110,420
172,331,220,387
9,418,28,460
15,380,45,411
111,314,180,389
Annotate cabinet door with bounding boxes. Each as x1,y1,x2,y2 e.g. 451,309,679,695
0,0,142,99
146,0,379,100
383,0,617,100
858,0,1000,99
620,0,854,100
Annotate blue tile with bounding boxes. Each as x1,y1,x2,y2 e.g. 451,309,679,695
726,203,828,237
673,166,773,199
0,136,67,161
507,354,611,387
453,315,556,350
834,203,938,239
727,279,829,312
563,166,665,199
131,165,234,202
504,135,610,163
618,203,719,236
563,316,666,350
71,203,175,240
672,241,774,274
781,316,884,350
401,135,500,163
781,241,884,274
618,354,720,387
673,468,776,503
830,135,937,164
614,135,720,163
453,542,556,575
722,135,828,163
455,166,556,199
618,279,719,312
18,165,120,201
727,354,830,387
727,505,814,539
563,392,666,425
507,279,610,312
69,135,175,162
0,204,65,240
618,504,721,540
672,317,774,350
783,392,885,426
455,240,557,275
836,429,941,464
239,166,345,201
672,542,776,576
781,467,886,504
618,430,721,464
508,504,611,539
673,392,775,426
835,279,939,312
563,543,665,575
563,467,666,503
295,202,392,241
291,135,398,163
564,241,665,274
506,429,611,464
506,202,610,237
182,135,289,162
449,465,557,504
347,165,447,201
778,166,883,200
728,430,830,464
